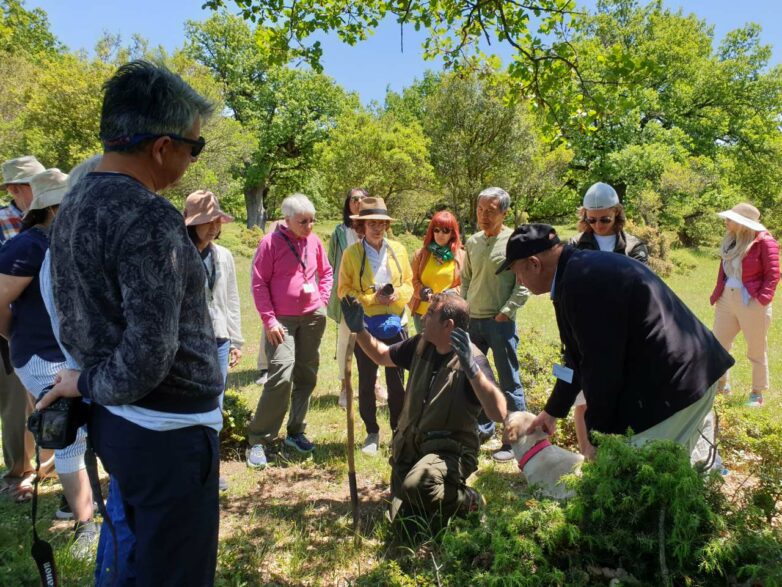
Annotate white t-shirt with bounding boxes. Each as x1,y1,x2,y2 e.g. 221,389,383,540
594,233,617,252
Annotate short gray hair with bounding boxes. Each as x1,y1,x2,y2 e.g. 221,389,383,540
100,60,214,152
478,187,511,212
281,193,316,219
67,154,102,188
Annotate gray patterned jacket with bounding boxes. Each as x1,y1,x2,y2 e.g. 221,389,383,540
50,173,222,413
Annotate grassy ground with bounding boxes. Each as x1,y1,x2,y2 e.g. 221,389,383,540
0,220,779,586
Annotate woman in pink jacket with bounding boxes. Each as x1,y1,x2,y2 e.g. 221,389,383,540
710,203,780,406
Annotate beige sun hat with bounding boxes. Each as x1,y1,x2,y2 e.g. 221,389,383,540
24,169,69,219
184,190,234,226
349,196,394,221
1,156,46,189
717,203,766,232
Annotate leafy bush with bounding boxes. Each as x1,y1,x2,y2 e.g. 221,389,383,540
220,389,252,459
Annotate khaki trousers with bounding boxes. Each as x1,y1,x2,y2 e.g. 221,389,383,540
248,309,327,446
390,451,478,520
712,288,772,391
630,382,718,461
0,367,35,479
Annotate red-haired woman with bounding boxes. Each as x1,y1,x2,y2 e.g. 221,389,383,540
409,211,465,333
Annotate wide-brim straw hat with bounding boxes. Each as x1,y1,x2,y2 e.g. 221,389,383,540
717,203,765,232
1,155,46,189
184,190,234,226
23,169,69,219
349,196,394,221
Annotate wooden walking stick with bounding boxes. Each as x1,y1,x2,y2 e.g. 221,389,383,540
344,332,360,532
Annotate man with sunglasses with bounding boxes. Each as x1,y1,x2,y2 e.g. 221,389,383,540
41,60,222,585
570,182,649,264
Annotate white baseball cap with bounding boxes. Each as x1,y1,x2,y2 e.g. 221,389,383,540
583,182,620,210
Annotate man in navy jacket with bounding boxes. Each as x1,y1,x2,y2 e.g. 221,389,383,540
498,224,734,455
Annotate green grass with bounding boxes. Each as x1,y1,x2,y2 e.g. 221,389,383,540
0,221,779,585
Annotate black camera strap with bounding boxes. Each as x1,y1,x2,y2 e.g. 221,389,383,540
29,440,118,587
85,436,118,587
31,446,58,587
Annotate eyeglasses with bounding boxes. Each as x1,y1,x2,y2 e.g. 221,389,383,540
103,133,206,157
350,196,365,202
433,227,452,234
586,216,614,225
295,218,316,226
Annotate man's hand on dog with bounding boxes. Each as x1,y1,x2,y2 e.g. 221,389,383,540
529,410,558,437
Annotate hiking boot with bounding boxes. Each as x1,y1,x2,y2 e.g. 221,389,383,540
56,494,74,520
218,476,229,492
70,520,99,559
457,487,486,516
361,433,380,456
492,444,515,463
746,391,764,407
246,444,268,469
284,433,315,454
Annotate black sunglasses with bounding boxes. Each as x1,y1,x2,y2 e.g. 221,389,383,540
103,133,206,157
433,227,452,234
586,216,614,225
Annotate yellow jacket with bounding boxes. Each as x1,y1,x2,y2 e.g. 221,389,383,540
338,239,413,317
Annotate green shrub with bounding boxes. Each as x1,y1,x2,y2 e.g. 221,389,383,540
220,389,252,459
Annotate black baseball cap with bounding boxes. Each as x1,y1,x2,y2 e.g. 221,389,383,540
495,224,560,274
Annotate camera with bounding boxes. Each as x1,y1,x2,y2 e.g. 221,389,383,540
377,283,395,296
420,287,433,302
27,386,87,450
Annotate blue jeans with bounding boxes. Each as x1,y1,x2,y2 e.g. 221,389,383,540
469,318,526,440
94,476,136,586
217,339,230,410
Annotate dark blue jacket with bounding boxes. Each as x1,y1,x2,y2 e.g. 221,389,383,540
545,246,733,435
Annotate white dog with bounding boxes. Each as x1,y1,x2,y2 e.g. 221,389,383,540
504,411,584,500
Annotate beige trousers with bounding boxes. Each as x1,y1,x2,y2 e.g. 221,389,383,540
712,288,772,392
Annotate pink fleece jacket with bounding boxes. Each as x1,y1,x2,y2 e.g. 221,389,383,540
252,225,333,329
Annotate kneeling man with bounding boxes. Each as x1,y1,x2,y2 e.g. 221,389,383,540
499,224,734,460
341,293,506,521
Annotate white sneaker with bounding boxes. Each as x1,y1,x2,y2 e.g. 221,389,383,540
361,433,380,455
255,370,268,386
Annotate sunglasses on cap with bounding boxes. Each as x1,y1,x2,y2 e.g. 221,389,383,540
586,216,614,225
433,227,451,234
103,133,206,157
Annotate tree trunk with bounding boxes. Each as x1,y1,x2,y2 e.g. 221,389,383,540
245,184,268,229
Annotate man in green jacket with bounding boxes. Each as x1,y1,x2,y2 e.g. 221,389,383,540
341,292,506,523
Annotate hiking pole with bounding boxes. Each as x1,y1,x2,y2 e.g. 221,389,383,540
344,332,360,533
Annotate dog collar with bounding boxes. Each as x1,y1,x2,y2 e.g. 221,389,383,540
517,438,552,471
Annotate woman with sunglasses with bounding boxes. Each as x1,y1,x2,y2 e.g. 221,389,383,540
569,182,649,459
409,210,464,333
570,182,649,264
338,197,413,455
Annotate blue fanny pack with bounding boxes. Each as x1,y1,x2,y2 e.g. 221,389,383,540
364,313,403,339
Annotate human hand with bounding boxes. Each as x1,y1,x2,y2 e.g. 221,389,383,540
35,369,81,410
266,325,286,346
581,443,596,461
340,296,366,333
450,327,479,378
494,312,510,322
229,347,242,368
529,410,558,436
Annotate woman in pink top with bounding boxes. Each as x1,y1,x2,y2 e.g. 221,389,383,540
246,194,333,469
710,203,780,407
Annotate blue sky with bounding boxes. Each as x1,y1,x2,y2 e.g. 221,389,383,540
29,0,782,105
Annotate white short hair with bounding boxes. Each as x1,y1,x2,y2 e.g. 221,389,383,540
281,193,316,218
67,154,102,189
478,187,511,212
